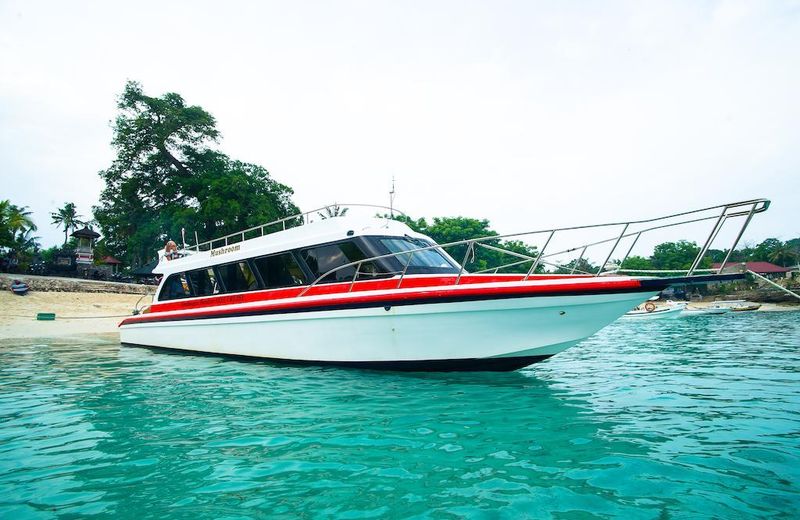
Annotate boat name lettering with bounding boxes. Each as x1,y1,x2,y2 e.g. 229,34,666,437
211,244,241,257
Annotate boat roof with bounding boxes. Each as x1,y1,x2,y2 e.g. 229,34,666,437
154,216,427,275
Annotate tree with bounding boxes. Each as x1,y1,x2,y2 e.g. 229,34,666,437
650,240,710,270
553,257,598,275
0,200,37,249
753,238,783,264
386,214,542,273
51,202,86,245
763,240,799,267
786,238,800,267
318,204,349,219
94,81,299,265
620,255,653,271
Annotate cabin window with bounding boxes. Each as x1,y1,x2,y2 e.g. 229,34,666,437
160,273,192,301
253,253,307,289
300,241,383,283
217,261,260,293
377,238,456,270
187,268,221,297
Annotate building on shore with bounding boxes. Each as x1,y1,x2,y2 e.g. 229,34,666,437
713,261,796,280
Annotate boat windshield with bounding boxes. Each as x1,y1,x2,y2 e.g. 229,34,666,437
374,237,458,274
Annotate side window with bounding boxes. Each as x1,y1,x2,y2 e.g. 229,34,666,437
300,241,381,283
187,268,220,297
217,261,259,293
253,253,307,289
160,273,191,301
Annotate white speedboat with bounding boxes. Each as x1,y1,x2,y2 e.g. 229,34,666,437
622,303,685,319
119,199,768,371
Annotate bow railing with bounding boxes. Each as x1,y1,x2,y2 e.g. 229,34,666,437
296,198,770,295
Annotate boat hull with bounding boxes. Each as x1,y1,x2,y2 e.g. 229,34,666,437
621,305,685,319
120,291,656,371
681,307,731,315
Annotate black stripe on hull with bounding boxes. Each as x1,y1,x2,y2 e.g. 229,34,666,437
121,342,552,372
126,286,659,325
638,273,744,288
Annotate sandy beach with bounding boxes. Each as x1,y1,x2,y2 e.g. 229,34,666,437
0,291,153,340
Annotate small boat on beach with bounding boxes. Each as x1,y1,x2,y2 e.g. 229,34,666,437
731,304,762,312
119,199,769,371
714,300,762,312
681,305,731,316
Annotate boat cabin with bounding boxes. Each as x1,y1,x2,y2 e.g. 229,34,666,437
154,217,459,302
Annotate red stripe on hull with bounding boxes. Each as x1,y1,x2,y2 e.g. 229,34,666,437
122,276,643,327
148,274,591,314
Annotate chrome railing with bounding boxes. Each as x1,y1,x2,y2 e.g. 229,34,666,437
297,198,770,295
181,203,407,253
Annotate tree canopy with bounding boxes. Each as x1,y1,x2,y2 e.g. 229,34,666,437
0,200,39,252
390,215,541,273
94,81,299,266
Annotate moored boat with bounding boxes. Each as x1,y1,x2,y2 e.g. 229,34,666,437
681,305,732,316
714,300,762,312
622,303,685,319
731,304,762,312
119,199,769,371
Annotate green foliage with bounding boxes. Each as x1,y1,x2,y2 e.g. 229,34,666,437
620,255,653,271
387,215,541,273
39,245,61,264
423,217,499,270
706,238,800,267
553,257,598,275
94,81,298,266
650,240,709,270
51,202,86,245
0,200,39,252
318,204,349,219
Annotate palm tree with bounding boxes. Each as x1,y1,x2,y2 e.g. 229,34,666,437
0,200,37,247
51,202,86,245
317,204,349,220
14,228,41,252
769,244,799,267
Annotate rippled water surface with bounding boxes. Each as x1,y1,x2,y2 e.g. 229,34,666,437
1,312,799,519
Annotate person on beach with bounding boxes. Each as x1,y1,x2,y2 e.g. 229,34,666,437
10,279,29,295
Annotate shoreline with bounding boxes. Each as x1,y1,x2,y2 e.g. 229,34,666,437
682,301,799,312
0,291,151,340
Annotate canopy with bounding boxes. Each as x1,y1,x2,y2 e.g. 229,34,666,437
71,226,101,239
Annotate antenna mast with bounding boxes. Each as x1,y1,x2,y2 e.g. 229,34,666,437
389,176,396,217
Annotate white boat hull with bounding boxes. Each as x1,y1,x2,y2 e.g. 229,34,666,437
621,305,685,319
120,291,656,370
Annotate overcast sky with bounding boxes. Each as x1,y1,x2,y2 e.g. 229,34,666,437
1,0,798,255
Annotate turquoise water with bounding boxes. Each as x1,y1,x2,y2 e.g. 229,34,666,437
1,312,799,519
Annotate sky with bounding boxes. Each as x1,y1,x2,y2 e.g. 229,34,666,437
1,0,798,258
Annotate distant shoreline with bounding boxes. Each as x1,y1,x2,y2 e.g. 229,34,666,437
0,273,151,295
